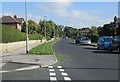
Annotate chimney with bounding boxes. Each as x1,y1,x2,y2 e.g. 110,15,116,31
14,15,17,18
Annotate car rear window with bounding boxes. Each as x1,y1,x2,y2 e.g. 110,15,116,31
114,36,120,41
104,38,113,42
83,38,90,40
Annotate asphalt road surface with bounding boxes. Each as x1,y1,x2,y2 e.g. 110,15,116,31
1,38,118,81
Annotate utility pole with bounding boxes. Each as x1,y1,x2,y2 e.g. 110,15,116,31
114,16,117,37
53,22,55,40
25,0,29,54
44,15,47,40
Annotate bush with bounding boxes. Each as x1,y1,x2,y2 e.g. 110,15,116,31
87,34,99,43
46,36,51,41
1,25,43,43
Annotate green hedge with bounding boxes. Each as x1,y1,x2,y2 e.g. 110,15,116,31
1,25,43,43
87,34,99,43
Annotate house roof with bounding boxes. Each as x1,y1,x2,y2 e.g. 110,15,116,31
0,16,24,24
16,18,24,23
0,16,19,24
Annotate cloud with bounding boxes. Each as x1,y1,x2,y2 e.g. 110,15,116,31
27,13,43,23
37,2,113,28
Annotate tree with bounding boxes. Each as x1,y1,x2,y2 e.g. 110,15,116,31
98,22,114,36
88,26,99,42
64,26,81,39
21,20,40,34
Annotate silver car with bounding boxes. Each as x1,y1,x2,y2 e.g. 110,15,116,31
75,36,91,45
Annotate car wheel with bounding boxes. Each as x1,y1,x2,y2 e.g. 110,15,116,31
97,46,100,49
117,47,120,54
109,46,112,53
76,41,78,44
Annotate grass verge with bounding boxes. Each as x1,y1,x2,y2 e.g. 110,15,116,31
28,41,54,55
90,43,97,47
28,38,61,55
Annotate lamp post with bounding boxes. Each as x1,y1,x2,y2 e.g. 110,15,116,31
114,16,117,37
25,0,29,54
44,15,47,40
52,21,55,40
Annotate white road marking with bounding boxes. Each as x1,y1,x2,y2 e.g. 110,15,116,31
49,66,53,68
0,65,40,73
64,77,71,81
50,73,56,76
49,66,72,81
0,70,9,73
0,63,6,68
59,69,64,72
57,66,62,68
61,72,68,76
50,77,57,81
49,69,55,72
15,65,40,71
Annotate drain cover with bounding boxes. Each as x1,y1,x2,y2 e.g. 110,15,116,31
34,59,40,62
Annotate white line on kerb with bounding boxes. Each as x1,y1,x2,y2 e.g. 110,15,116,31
0,65,40,73
50,77,57,81
15,65,40,71
0,63,6,68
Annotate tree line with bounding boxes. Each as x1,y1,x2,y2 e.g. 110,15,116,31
21,19,119,42
63,21,119,42
21,19,64,40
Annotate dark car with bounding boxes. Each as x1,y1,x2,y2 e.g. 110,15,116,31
75,36,91,45
97,36,113,49
109,36,120,53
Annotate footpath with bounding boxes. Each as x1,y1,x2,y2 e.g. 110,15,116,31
0,39,57,67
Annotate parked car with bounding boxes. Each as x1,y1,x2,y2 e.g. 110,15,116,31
109,35,120,53
75,36,91,45
97,36,113,49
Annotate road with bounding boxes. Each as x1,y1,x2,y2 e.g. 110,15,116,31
1,38,118,81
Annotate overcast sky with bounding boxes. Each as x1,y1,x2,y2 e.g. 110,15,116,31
2,2,118,28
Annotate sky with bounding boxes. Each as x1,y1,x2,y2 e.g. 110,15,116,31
1,2,118,28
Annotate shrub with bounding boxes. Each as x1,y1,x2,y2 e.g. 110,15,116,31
46,36,51,41
1,25,43,43
87,34,99,43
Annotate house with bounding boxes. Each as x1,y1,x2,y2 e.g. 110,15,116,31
0,15,25,31
80,27,91,36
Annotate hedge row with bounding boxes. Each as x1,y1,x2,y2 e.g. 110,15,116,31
0,25,43,43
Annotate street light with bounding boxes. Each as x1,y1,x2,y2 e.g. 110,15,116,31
52,21,55,40
44,15,47,40
25,0,29,54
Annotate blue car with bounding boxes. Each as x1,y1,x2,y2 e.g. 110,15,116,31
97,36,113,49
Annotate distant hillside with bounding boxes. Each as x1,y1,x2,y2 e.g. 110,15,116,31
1,25,43,43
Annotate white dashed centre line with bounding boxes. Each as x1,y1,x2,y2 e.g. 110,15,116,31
49,73,56,76
57,66,62,68
49,66,53,68
59,69,64,72
61,72,68,76
49,69,55,72
50,77,57,81
64,77,71,81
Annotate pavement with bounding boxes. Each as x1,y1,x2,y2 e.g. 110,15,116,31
1,38,119,81
1,39,57,67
